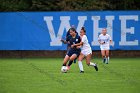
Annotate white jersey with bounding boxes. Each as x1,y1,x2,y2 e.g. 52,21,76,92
81,35,92,56
98,34,111,50
81,35,91,50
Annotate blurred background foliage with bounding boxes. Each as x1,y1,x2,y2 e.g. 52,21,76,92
0,0,140,11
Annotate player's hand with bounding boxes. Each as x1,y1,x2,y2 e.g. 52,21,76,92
67,41,70,44
71,45,75,48
60,39,65,43
61,39,67,44
76,46,81,49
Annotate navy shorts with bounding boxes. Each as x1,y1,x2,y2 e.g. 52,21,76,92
67,49,80,57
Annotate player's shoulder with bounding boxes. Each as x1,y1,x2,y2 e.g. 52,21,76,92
67,35,72,39
99,34,103,37
67,35,71,38
82,35,87,38
106,34,110,37
82,35,87,40
76,34,80,38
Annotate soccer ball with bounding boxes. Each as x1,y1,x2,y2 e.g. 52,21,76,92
61,66,68,73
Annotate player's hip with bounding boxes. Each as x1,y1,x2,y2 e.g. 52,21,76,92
67,49,81,57
81,48,92,56
100,46,110,50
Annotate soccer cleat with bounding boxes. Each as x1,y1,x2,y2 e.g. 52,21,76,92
93,64,98,71
63,71,67,73
80,71,84,73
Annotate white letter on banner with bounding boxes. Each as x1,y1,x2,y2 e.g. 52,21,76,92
44,16,87,46
119,15,138,46
44,16,71,46
91,16,114,46
76,16,87,34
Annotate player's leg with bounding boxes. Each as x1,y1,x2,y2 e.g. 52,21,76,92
105,50,109,64
67,54,77,70
85,53,98,71
78,53,85,73
61,55,70,71
62,55,70,66
67,47,75,64
73,58,77,63
101,50,106,63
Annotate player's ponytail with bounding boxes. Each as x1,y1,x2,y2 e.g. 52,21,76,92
81,27,86,33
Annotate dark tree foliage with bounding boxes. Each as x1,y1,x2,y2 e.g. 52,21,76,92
0,0,139,11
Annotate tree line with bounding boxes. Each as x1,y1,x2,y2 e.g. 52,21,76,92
0,0,140,11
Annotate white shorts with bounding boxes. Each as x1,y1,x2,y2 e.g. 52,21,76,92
100,46,110,50
81,48,92,56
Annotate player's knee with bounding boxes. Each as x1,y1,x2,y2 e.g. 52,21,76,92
106,54,109,57
106,54,109,56
69,58,74,61
102,53,105,56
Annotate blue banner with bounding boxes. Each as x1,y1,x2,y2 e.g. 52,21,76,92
0,11,140,50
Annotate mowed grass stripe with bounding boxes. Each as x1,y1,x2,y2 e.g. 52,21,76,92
0,58,139,93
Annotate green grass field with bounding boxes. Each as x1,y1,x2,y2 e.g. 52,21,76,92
0,58,140,93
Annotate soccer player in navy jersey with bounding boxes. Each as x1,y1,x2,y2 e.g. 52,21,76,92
61,28,81,71
61,26,77,63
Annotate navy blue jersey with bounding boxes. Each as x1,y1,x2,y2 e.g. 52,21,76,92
66,30,78,47
66,28,78,49
66,34,81,51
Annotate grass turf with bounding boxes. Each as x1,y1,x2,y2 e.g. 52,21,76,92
0,58,140,93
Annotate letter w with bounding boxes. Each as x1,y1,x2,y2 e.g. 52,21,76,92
44,16,87,46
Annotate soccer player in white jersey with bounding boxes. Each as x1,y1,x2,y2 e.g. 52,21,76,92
98,28,112,64
71,27,98,73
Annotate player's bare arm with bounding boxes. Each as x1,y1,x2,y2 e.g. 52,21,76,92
71,42,83,48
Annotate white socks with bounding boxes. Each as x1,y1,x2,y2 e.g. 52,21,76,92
106,57,109,63
89,62,96,66
78,61,96,71
78,61,84,71
108,57,109,61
